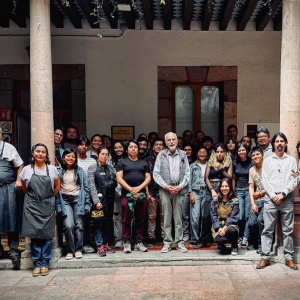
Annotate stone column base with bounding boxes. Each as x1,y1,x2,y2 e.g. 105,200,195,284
20,247,62,270
277,246,300,264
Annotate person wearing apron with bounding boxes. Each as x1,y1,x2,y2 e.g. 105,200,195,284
0,128,24,267
20,143,60,277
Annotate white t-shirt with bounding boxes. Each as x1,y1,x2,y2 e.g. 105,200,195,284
0,141,23,167
19,165,59,189
77,157,97,175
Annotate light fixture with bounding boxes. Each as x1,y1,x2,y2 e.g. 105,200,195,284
117,4,131,11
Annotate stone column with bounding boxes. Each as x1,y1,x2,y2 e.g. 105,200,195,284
21,0,62,269
278,0,300,263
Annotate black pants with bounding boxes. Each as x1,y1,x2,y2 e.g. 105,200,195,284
215,226,239,248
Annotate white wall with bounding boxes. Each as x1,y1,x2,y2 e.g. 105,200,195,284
0,25,282,139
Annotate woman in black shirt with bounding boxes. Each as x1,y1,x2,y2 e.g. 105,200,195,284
232,142,254,248
116,140,151,254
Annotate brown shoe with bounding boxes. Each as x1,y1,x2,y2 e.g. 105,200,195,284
285,260,298,270
40,267,49,276
32,268,41,277
256,259,270,269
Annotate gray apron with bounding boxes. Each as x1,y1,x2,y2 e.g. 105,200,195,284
0,142,20,233
21,165,55,239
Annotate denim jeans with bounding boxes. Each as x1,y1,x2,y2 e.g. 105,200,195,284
94,218,109,248
182,194,190,238
248,200,264,247
190,189,206,242
62,195,84,254
235,187,250,238
31,238,52,268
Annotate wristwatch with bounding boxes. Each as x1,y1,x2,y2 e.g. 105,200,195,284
282,192,286,197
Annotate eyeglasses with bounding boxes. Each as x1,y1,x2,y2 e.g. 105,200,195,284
257,135,268,139
54,133,63,137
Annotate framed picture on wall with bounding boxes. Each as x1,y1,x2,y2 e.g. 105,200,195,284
111,126,135,141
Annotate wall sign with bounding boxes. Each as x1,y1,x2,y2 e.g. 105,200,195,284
111,126,134,141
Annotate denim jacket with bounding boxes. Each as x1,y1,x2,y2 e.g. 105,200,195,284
189,161,207,193
55,167,92,216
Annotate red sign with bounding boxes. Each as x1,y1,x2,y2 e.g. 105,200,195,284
0,109,12,121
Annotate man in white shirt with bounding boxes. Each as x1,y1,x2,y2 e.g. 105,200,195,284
76,136,97,253
153,132,190,253
257,132,298,270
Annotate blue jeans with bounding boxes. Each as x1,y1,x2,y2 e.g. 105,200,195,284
94,217,109,248
31,238,52,268
62,196,84,254
248,200,264,247
182,194,190,238
235,187,250,238
190,189,206,242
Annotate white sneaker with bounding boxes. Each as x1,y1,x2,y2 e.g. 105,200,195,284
123,243,131,254
115,241,124,248
161,244,172,253
241,237,248,248
176,243,188,253
134,242,148,252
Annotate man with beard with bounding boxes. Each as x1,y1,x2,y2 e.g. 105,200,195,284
145,138,165,246
195,130,205,146
63,125,79,151
153,132,190,253
256,127,273,159
257,133,298,270
137,136,149,159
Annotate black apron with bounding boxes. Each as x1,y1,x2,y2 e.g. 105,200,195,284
0,142,20,233
0,142,15,187
21,165,55,239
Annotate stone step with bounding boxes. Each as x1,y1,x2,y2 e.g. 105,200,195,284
0,249,278,270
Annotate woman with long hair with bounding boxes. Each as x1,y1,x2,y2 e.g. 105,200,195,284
20,143,60,276
226,137,238,162
211,178,239,255
232,142,254,248
88,147,117,257
183,143,196,165
111,141,127,248
87,134,103,161
201,143,232,247
56,148,91,260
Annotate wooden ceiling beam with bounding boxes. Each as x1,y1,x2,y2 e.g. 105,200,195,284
76,0,99,28
0,0,27,28
102,0,118,29
55,0,82,29
219,0,236,31
273,6,282,31
141,0,153,30
237,0,259,31
256,0,282,31
50,2,64,28
182,0,193,30
202,0,214,31
119,0,136,29
0,11,9,28
163,0,172,30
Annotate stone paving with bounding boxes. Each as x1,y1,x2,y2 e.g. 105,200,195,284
1,263,300,300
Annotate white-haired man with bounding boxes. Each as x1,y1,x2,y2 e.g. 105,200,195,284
153,132,190,253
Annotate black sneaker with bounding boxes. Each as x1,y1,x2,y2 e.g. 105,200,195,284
217,243,227,253
8,249,20,262
0,244,4,259
147,238,155,247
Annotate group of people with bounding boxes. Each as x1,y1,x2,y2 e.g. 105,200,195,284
0,124,299,277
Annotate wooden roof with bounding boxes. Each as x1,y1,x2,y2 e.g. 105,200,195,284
0,0,282,31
